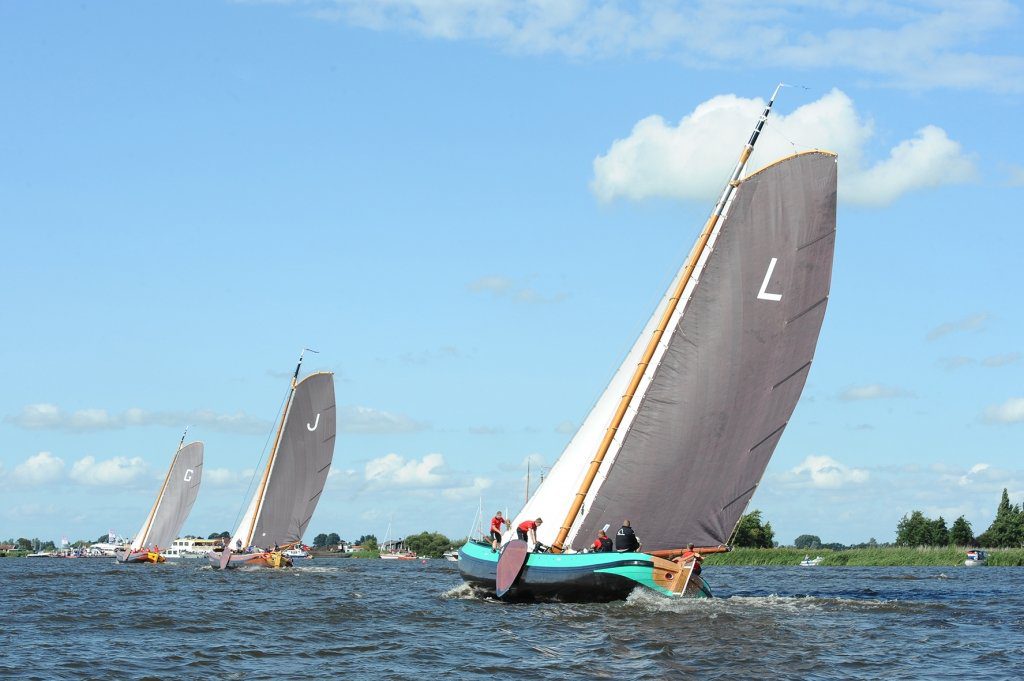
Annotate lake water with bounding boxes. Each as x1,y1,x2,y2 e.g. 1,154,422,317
2,557,1022,679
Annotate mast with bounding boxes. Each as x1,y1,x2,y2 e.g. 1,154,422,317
135,427,188,550
550,84,786,553
525,460,531,505
242,348,318,547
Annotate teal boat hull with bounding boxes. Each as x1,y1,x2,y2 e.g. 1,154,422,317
458,540,711,602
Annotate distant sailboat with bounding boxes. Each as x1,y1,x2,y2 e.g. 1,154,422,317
116,430,203,564
211,350,336,569
460,84,837,600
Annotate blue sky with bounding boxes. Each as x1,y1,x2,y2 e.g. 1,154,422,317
1,1,1022,546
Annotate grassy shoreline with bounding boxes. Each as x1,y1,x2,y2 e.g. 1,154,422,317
703,546,1024,566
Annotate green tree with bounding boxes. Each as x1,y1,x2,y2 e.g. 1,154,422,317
896,511,932,546
208,531,231,540
733,511,774,548
97,532,110,543
357,534,378,550
405,531,453,558
16,538,32,550
794,534,821,549
896,511,951,546
950,516,974,546
326,532,341,546
977,489,1024,547
313,533,328,548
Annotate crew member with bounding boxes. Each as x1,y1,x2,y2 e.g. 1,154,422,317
517,518,543,546
615,520,641,552
591,530,613,553
675,543,703,575
489,511,510,550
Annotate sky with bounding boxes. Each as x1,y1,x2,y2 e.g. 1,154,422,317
1,0,1022,547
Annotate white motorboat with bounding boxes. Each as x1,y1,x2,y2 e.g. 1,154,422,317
964,549,987,567
800,555,823,566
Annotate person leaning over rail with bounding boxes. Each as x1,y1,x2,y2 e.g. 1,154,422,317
517,518,542,548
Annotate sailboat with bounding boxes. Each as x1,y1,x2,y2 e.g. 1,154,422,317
459,84,837,601
210,350,336,569
379,518,417,560
116,430,204,564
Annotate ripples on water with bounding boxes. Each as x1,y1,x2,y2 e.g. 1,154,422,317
2,559,1022,679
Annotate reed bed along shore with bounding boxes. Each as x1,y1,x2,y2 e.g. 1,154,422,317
703,546,1024,566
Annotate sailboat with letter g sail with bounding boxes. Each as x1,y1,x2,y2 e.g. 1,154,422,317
210,349,336,569
459,84,837,601
116,430,203,564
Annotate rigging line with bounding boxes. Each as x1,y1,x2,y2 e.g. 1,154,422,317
229,386,292,536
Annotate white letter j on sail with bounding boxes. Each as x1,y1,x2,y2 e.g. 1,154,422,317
307,413,321,431
757,257,783,302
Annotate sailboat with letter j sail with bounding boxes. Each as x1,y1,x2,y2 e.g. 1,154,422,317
116,429,203,564
210,349,336,569
459,84,837,601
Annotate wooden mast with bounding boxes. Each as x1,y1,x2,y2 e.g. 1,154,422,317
135,427,188,551
550,84,786,553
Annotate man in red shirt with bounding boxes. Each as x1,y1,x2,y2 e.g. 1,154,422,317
516,518,543,546
591,530,613,553
489,511,510,550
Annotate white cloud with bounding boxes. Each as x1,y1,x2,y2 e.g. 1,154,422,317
69,456,149,486
467,276,567,304
927,312,989,340
442,476,493,501
554,420,576,434
286,1,1024,93
591,89,975,207
365,452,446,487
982,353,1021,368
982,398,1024,424
839,384,912,401
204,467,243,486
12,452,65,485
5,403,270,434
786,455,869,489
1009,165,1024,186
340,405,428,434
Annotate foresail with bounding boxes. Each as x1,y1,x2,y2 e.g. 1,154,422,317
506,265,688,548
248,372,336,548
133,443,204,550
569,151,836,550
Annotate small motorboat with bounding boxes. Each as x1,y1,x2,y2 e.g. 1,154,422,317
283,546,312,559
442,549,459,562
964,549,987,567
800,555,823,566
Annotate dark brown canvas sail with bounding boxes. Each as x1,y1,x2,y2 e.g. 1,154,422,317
249,372,336,548
574,151,837,550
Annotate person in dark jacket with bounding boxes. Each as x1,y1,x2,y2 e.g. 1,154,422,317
614,520,641,552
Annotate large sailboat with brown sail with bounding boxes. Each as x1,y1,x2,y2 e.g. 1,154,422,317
116,430,203,564
459,85,837,601
210,350,336,569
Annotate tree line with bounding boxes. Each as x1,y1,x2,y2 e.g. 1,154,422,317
897,488,1024,548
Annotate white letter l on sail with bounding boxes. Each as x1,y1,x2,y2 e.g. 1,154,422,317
757,258,783,302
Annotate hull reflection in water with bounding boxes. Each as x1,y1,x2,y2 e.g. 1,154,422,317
458,541,711,602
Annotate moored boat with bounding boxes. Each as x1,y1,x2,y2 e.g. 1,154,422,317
116,431,204,565
965,549,987,567
800,555,823,566
210,350,336,570
464,85,837,601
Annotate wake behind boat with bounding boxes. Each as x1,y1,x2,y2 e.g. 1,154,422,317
210,351,336,570
116,431,203,564
462,85,837,601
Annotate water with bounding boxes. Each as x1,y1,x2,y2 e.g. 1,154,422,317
3,558,1023,679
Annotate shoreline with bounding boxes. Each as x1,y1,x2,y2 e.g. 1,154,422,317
703,546,1024,567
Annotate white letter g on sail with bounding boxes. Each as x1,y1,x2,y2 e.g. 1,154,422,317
757,257,783,302
307,413,321,431
183,469,194,482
